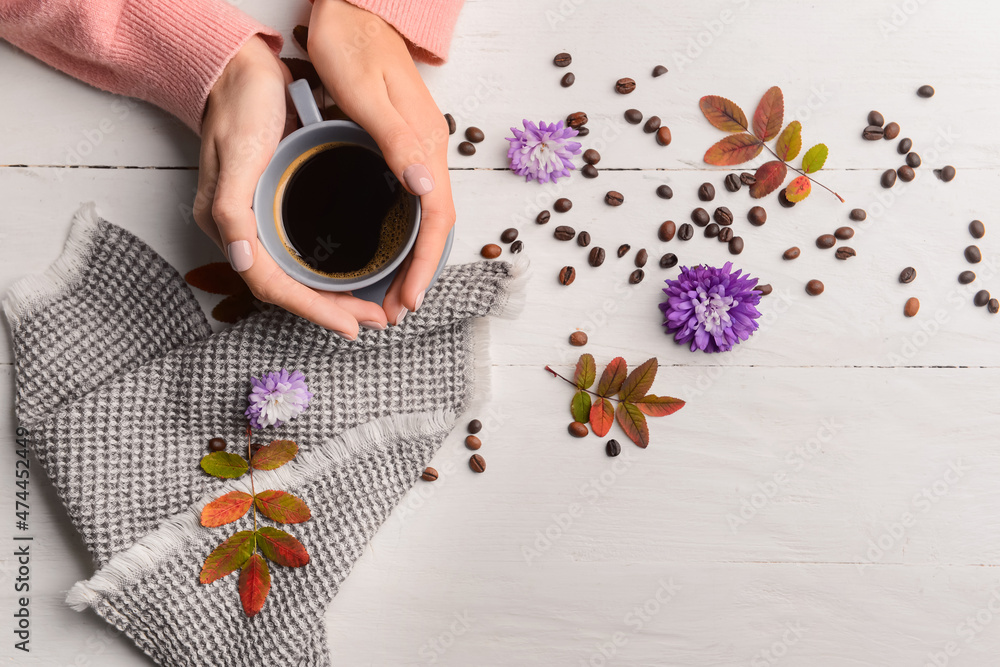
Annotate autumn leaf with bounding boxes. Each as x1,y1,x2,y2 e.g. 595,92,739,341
752,86,784,141
185,263,246,296
785,175,812,202
282,57,322,91
698,96,749,132
200,530,255,584
615,402,650,448
256,527,310,568
200,490,253,528
321,105,353,123
589,398,615,437
200,452,249,479
802,143,828,174
239,553,271,617
634,395,686,417
703,133,764,166
749,161,788,199
251,440,298,471
292,25,309,51
596,357,627,397
775,121,802,162
619,358,657,403
574,354,596,390
254,490,312,525
571,390,592,423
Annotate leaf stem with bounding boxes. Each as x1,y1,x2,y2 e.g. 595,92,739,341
544,366,625,403
246,426,257,535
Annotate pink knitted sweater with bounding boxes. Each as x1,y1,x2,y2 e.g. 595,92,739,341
0,0,464,133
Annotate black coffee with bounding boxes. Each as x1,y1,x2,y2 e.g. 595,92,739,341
279,143,411,277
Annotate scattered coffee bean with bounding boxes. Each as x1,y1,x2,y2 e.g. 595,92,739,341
643,116,661,133
748,206,767,226
624,108,643,124
990,299,1000,314
898,267,917,283
883,122,900,140
958,271,976,284
510,240,523,254
558,266,576,285
465,127,485,143
554,52,572,67
906,152,921,168
714,206,733,226
500,228,518,243
778,189,795,207
560,72,576,87
468,419,482,434
589,247,606,267
656,127,672,146
867,110,885,127
725,173,742,192
740,172,756,186
783,247,801,260
554,225,576,241
728,236,744,255
568,422,589,437
652,65,668,77
577,126,590,137
756,284,773,296
458,141,476,156
569,331,588,347
577,231,591,247
469,454,486,473
659,252,678,269
698,183,716,201
862,125,884,140
465,435,482,450
965,245,982,263
717,227,734,243
904,297,920,318
555,197,573,213
615,77,636,94
207,437,227,452
691,208,710,227
605,439,622,457
583,149,601,165
481,243,501,259
835,247,856,260
629,269,645,284
605,191,624,206
917,84,935,98
678,223,694,241
850,208,867,222
656,184,673,199
897,138,913,154
617,244,631,257
567,111,588,128
635,249,648,267
444,113,456,135
806,279,825,296
970,220,986,239
835,227,855,240
582,164,599,178
658,220,676,242
935,165,956,182
881,169,897,188
704,223,720,238
897,165,915,182
816,234,836,249
421,467,439,482
974,290,990,307
536,210,550,224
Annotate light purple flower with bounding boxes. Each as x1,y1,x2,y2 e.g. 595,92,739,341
506,119,582,184
245,369,313,429
659,262,762,353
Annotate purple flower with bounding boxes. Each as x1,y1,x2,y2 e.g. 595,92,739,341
659,262,762,353
506,119,582,184
245,369,313,429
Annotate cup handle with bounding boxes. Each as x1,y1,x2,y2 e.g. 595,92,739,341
288,79,324,126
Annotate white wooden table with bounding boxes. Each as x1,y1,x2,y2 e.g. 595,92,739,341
3,1,1000,664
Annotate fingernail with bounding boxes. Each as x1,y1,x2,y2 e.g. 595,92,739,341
413,290,425,311
395,307,408,325
333,329,357,341
402,164,435,196
359,320,386,331
227,240,254,272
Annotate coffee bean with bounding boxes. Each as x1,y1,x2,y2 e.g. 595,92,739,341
783,247,801,260
965,245,982,263
658,220,676,242
617,244,631,257
635,249,648,267
728,236,745,255
554,52,572,67
509,240,523,254
936,165,956,182
468,419,482,434
560,72,575,87
589,246,606,267
991,299,1000,314
569,331,588,347
897,165,915,182
536,210,550,224
643,116,661,133
566,111,588,128
906,152,921,168
624,108,643,124
604,439,623,457
725,173,742,192
421,467,439,481
975,290,990,307
756,284,773,296
806,279,825,296
862,125,884,140
465,127,485,143
207,437,227,452
748,206,767,226
835,247,856,260
917,84,935,98
897,138,913,154
469,454,486,473
717,227,734,243
656,127,672,146
577,126,590,137
678,223,694,241
500,228,518,243
881,169,897,188
582,164,599,178
465,435,482,450
714,206,733,226
816,234,836,249
615,77,636,94
656,184,673,199
850,208,867,222
458,141,476,156
691,208,710,226
481,244,501,259
704,223,720,238
698,183,716,201
652,65,668,77
835,227,854,240
629,269,645,284
778,189,795,208
444,113,456,135
577,231,591,247
558,266,576,285
583,149,601,165
867,110,884,127
659,253,678,269
883,122,900,140
970,220,986,239
568,422,589,437
554,225,576,241
740,172,756,186
555,197,573,213
605,191,624,206
958,271,976,284
904,297,920,318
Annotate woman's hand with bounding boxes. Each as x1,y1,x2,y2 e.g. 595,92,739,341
307,0,456,325
194,35,390,338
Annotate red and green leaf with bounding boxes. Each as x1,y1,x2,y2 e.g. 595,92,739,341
251,440,298,471
238,553,271,617
200,490,253,528
200,530,255,584
785,175,812,203
634,395,686,417
703,133,764,166
596,357,627,397
801,143,828,174
698,96,749,132
589,398,615,438
749,161,788,199
256,527,310,568
200,451,248,479
254,490,312,524
774,121,802,161
184,263,246,296
615,402,650,448
571,390,592,423
619,358,657,402
752,86,784,141
574,353,596,390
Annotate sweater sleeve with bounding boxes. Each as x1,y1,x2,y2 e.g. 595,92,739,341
340,0,465,65
0,0,282,134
